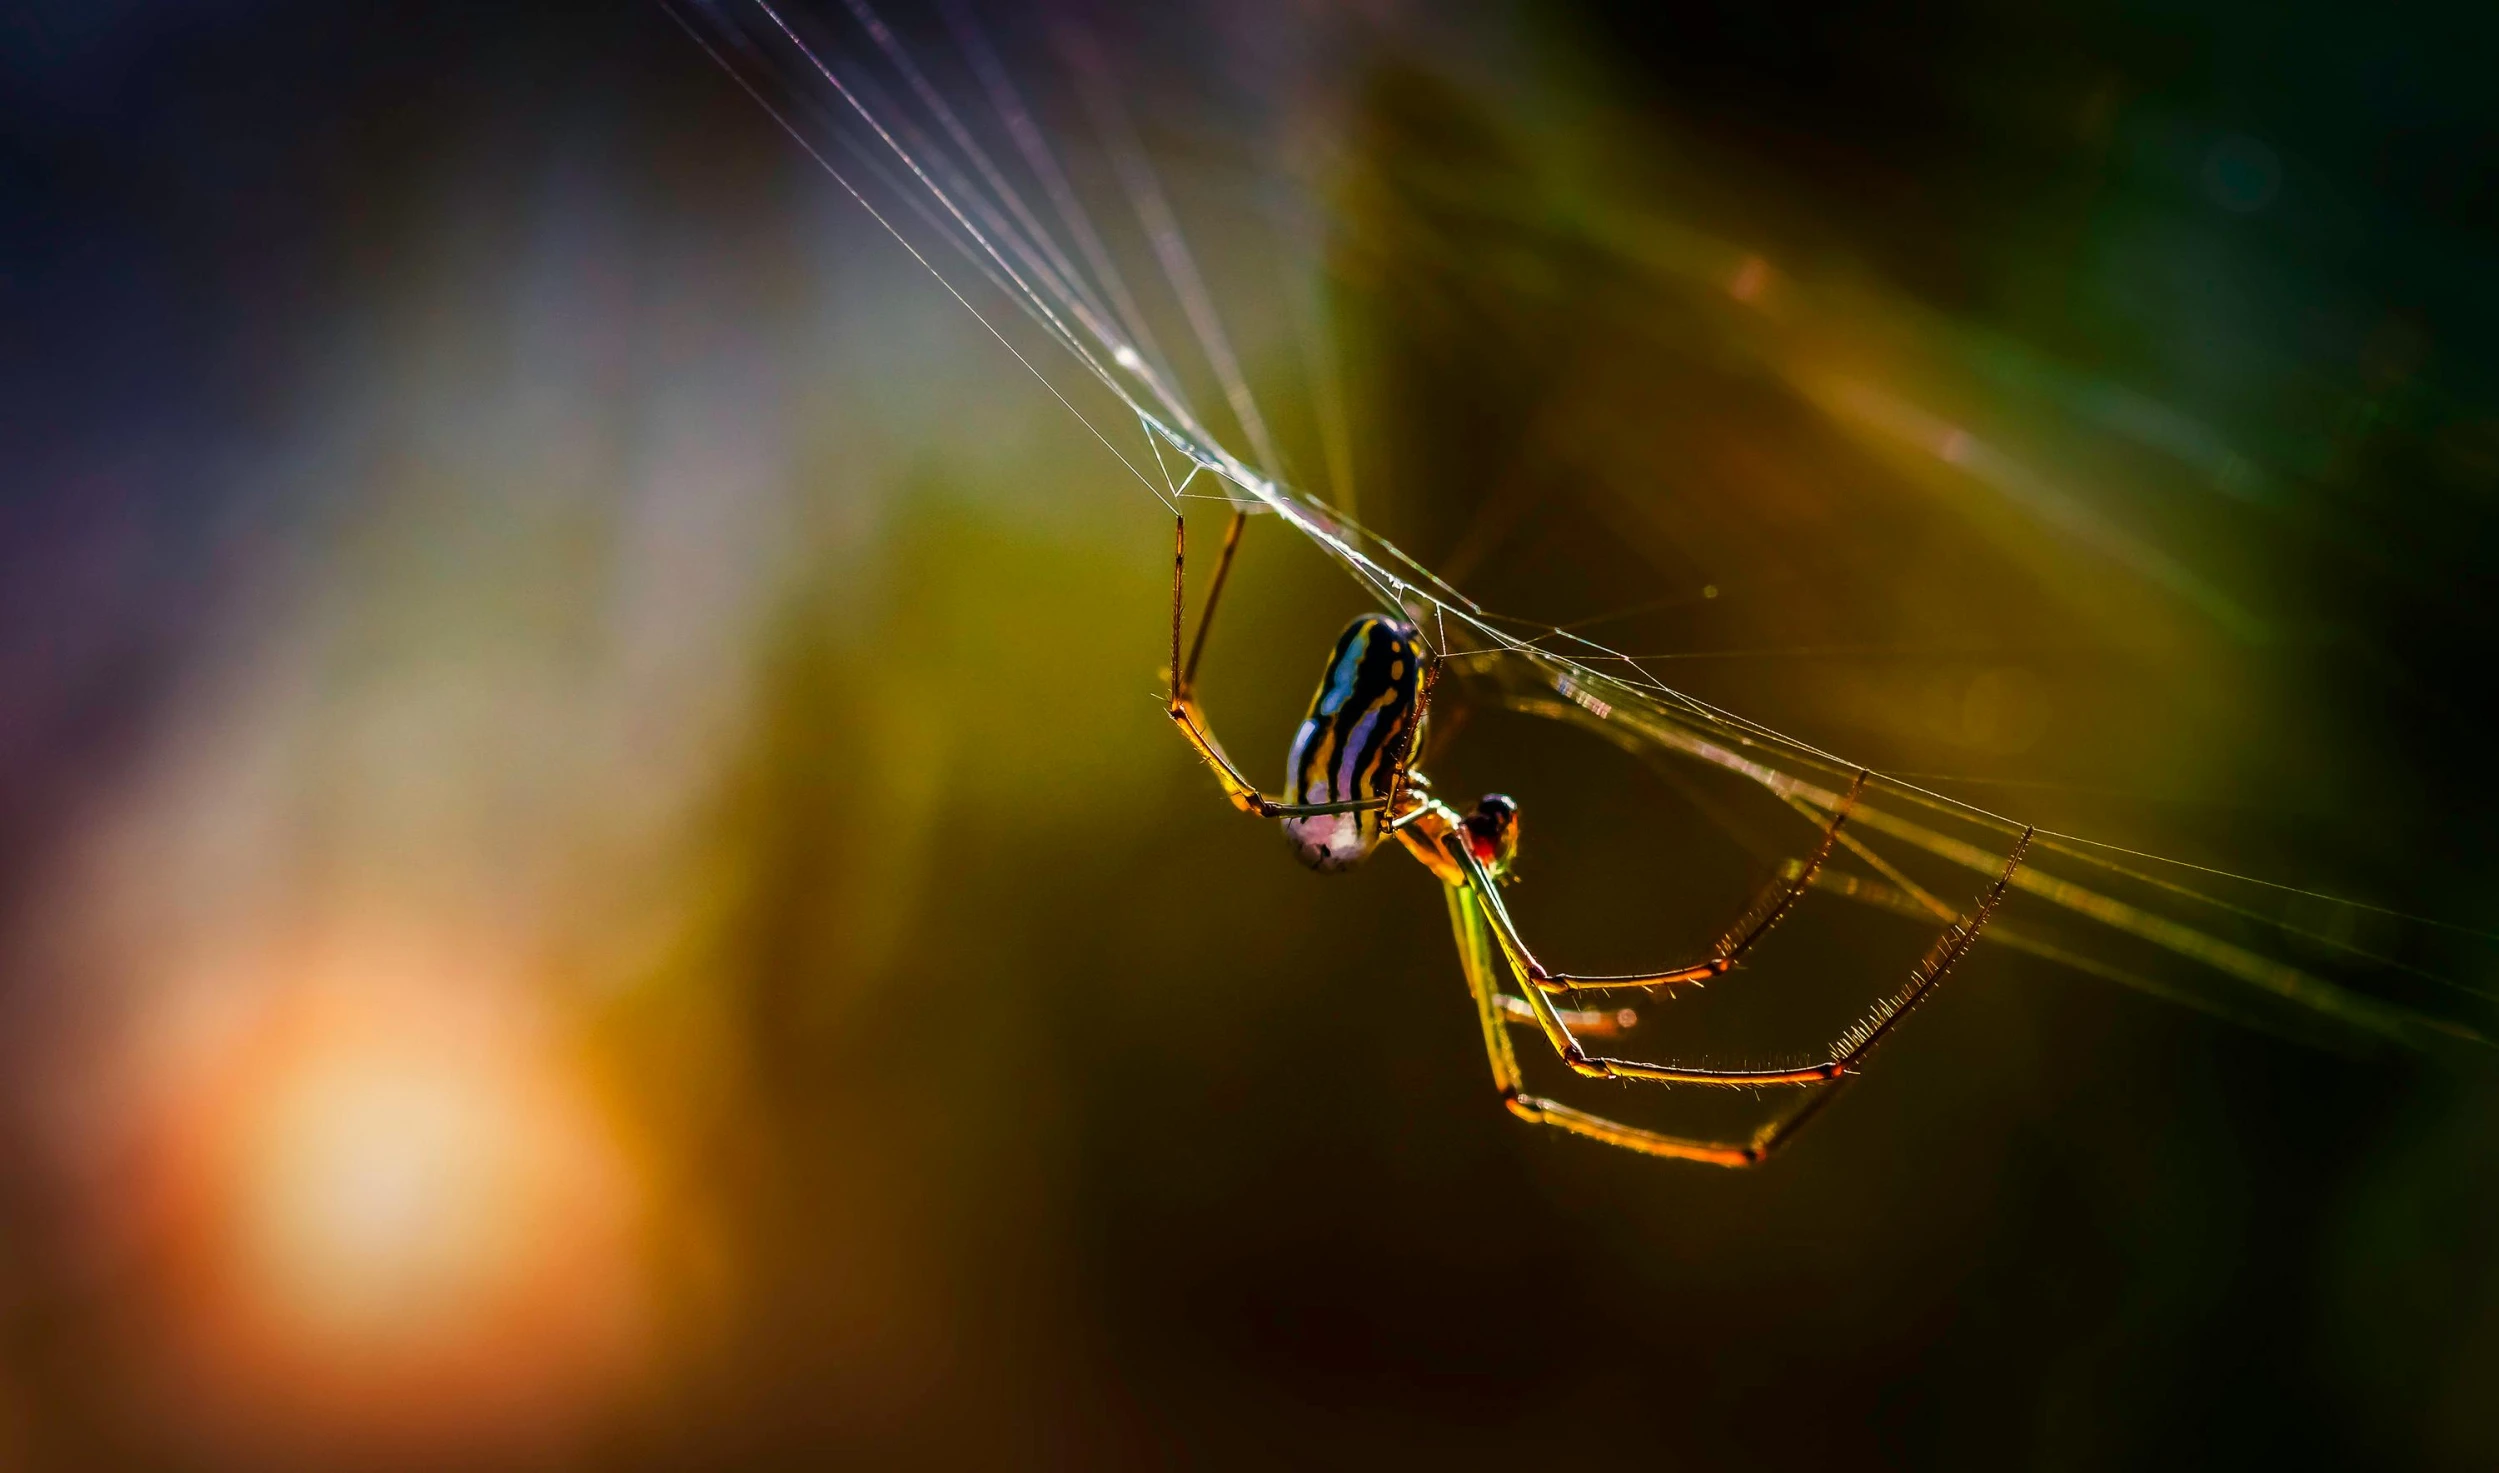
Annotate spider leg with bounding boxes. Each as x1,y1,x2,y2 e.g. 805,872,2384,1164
1511,770,1872,994
1492,992,1638,1037
1450,825,2034,1088
1169,702,1387,818
1446,883,1763,1167
1164,511,1396,820
1175,506,1244,700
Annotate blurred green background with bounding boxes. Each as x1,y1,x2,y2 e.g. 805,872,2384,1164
3,1,2497,1468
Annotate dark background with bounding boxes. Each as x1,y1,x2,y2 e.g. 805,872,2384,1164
5,1,2497,1468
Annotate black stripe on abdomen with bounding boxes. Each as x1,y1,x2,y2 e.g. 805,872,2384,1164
1284,614,1421,824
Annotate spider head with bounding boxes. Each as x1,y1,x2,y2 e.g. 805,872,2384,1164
1462,793,1520,878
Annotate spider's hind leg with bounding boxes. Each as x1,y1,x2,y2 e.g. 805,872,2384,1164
1170,508,1246,705
1162,510,1388,821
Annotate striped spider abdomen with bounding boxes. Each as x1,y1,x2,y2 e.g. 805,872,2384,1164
1283,614,1421,871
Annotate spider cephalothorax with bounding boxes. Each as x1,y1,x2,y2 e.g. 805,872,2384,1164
1459,793,1519,877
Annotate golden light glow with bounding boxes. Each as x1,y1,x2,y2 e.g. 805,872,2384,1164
126,946,652,1456
235,1018,548,1342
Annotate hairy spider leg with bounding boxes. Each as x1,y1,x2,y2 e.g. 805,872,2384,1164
1447,883,1762,1166
1491,993,1639,1037
1165,511,1393,820
1386,651,1440,820
1450,825,2033,1088
1513,769,1872,994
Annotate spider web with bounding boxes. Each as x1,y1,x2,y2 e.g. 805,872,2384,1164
671,0,2498,1056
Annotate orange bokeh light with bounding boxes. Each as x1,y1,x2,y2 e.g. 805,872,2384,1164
120,946,651,1462
233,1014,573,1343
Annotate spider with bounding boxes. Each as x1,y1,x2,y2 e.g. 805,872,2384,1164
1164,508,2033,1166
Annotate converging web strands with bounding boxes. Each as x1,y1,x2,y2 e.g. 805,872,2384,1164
673,0,2498,1065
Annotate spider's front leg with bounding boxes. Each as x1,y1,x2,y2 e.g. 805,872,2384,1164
1444,883,1774,1167
1450,824,2033,1091
1443,826,2027,1166
1506,770,1873,996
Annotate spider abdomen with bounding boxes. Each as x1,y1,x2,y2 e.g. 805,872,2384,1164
1283,614,1421,871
